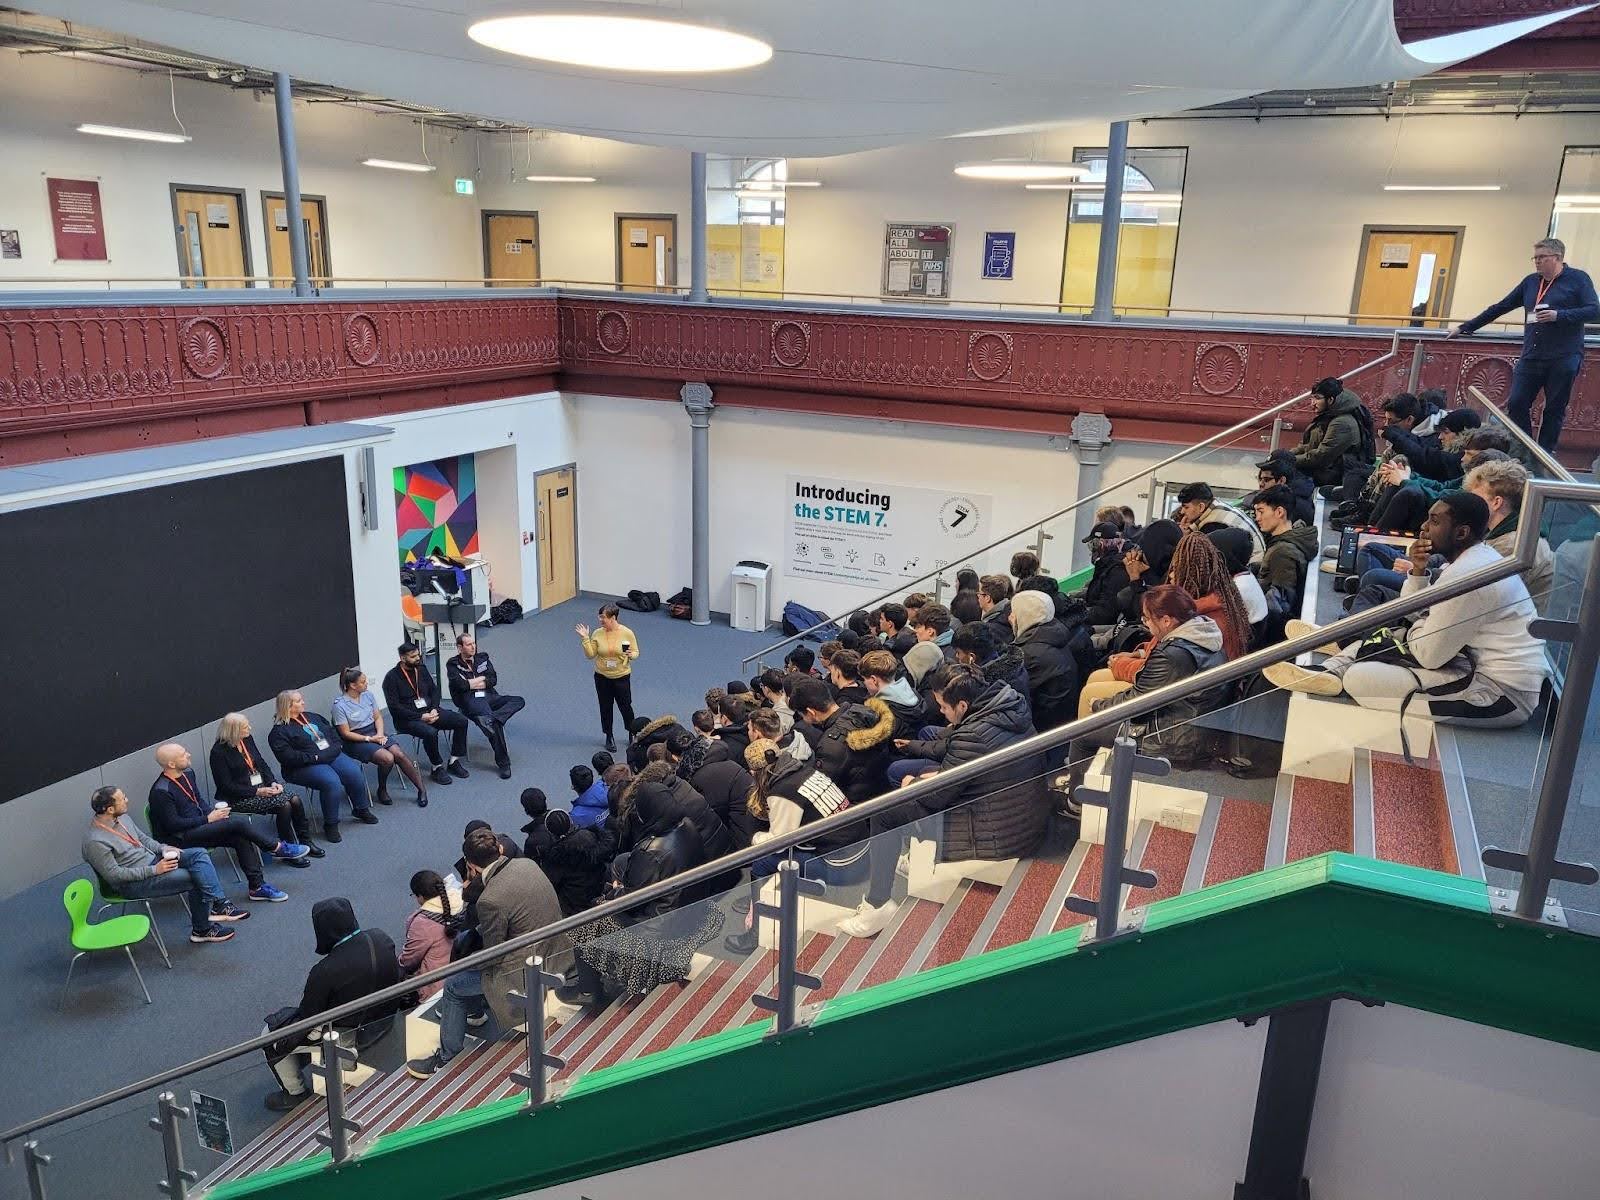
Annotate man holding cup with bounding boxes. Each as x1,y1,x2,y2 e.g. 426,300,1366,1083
82,785,250,943
147,743,307,903
576,602,640,753
1449,237,1598,453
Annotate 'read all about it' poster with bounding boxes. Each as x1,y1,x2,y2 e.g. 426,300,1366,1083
46,177,108,261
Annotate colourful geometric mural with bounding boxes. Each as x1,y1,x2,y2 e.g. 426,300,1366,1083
393,454,479,564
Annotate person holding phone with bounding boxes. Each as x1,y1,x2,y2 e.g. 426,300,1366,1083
577,603,639,752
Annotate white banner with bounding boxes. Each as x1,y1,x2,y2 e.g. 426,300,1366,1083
784,474,992,591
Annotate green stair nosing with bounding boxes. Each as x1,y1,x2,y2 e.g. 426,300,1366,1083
205,861,1598,1200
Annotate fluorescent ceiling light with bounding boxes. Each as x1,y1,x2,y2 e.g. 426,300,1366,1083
1031,187,1183,203
1556,194,1600,205
1382,184,1501,191
955,159,1086,181
77,123,190,143
1554,205,1600,214
734,190,786,201
362,158,436,172
468,13,772,73
1025,182,1099,190
526,174,597,183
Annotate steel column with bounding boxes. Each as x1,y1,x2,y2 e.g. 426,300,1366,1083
1235,999,1331,1200
272,72,313,298
1405,338,1425,393
1065,735,1166,939
752,858,824,1033
689,152,709,303
1069,413,1113,570
149,1092,196,1200
1090,121,1129,322
22,1141,49,1200
311,1029,363,1163
681,382,715,625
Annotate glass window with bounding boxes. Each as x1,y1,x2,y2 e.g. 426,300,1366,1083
1060,145,1187,316
1550,147,1600,282
705,156,787,295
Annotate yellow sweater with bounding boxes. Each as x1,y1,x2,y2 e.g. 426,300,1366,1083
581,625,639,679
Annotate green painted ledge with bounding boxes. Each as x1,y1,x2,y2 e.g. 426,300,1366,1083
210,853,1600,1200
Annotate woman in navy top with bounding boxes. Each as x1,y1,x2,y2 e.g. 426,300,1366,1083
268,690,379,842
332,667,430,808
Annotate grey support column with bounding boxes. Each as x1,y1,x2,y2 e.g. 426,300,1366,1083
689,151,709,303
273,72,313,298
1089,121,1129,322
681,382,715,625
1069,412,1114,570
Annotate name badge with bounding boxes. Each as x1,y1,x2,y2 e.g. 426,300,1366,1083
414,697,428,709
474,690,486,699
248,772,263,786
314,737,330,750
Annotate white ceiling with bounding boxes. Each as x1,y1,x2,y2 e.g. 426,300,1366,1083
23,1,1596,156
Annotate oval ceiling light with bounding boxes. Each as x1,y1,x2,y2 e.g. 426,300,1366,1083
955,159,1086,182
467,12,772,73
526,174,597,183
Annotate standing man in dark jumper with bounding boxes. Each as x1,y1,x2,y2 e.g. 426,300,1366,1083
384,641,471,786
1450,237,1597,452
446,631,526,780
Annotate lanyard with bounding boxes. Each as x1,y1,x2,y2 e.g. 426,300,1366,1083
170,772,200,807
96,819,142,847
240,741,255,771
401,664,420,694
1535,275,1556,308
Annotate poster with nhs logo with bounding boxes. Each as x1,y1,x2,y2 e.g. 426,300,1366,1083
785,475,992,589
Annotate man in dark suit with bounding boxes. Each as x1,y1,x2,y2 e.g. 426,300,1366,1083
446,631,525,780
383,641,470,785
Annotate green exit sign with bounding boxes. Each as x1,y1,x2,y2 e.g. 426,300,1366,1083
454,177,475,195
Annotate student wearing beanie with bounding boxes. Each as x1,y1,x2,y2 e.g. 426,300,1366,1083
1009,589,1079,729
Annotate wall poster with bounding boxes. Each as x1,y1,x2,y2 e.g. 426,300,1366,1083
883,222,952,300
394,454,479,564
45,176,107,260
982,231,1016,279
785,474,992,591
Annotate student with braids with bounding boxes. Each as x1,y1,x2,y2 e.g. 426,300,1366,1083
1168,531,1252,661
398,869,463,1001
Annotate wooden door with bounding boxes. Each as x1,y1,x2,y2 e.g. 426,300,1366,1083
263,194,330,287
485,213,541,285
172,187,249,288
617,216,676,292
1353,229,1460,327
535,467,577,608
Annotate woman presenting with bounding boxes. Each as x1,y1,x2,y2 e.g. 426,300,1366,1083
577,603,638,752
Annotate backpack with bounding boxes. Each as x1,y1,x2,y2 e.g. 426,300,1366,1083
616,590,661,613
1351,403,1377,465
781,600,841,642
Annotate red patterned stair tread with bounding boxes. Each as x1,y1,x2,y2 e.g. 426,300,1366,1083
588,977,705,1074
1055,844,1105,931
636,959,741,1057
922,882,1003,970
553,997,648,1080
1202,798,1272,887
1370,753,1457,873
857,899,945,990
982,858,1066,952
1285,777,1354,862
1126,825,1195,908
811,935,874,1001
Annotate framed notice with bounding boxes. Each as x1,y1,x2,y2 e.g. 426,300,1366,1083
982,231,1016,280
190,1091,234,1155
883,222,952,300
46,177,108,261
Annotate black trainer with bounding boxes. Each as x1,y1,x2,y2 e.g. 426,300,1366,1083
430,765,452,786
190,924,236,943
447,760,470,779
355,810,380,825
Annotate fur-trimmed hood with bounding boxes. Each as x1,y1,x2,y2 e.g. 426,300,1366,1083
635,715,681,742
844,695,896,752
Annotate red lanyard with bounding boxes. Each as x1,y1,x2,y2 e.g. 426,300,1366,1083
170,772,200,807
402,664,419,694
240,741,255,771
96,819,142,847
1535,275,1556,308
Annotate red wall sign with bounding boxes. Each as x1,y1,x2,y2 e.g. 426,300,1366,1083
46,177,107,261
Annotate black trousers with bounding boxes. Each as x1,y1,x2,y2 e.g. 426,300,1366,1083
458,693,525,767
1372,483,1431,534
393,710,469,766
593,673,636,739
168,817,272,888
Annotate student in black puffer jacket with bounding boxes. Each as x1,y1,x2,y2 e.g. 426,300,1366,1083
1008,590,1080,730
790,678,896,806
537,809,613,916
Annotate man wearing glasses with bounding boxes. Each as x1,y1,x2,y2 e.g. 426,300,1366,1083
1449,237,1597,453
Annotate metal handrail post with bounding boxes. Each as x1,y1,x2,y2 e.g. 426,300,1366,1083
752,859,823,1034
311,1030,363,1164
508,956,566,1106
1065,736,1168,939
1406,337,1425,393
22,1141,49,1200
1483,533,1600,918
149,1092,196,1200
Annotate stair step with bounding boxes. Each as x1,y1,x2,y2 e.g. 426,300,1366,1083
1056,844,1105,932
1284,775,1355,862
1127,823,1196,910
1202,798,1272,887
1369,750,1458,873
922,881,1004,970
980,857,1068,953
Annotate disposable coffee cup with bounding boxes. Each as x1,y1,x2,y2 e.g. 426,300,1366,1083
163,849,179,862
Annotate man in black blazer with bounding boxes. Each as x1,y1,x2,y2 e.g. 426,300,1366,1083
383,642,471,786
446,631,525,780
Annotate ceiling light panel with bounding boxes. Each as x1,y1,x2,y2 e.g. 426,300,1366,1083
77,123,190,143
468,13,772,73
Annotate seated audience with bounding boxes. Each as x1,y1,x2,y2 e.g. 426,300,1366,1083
841,663,1047,939
1466,459,1555,609
1267,492,1546,729
950,621,1031,717
1250,451,1316,526
1119,506,1144,541
398,869,463,1001
1205,527,1270,629
749,704,814,767
333,667,430,807
846,610,876,640
210,713,320,858
263,898,400,1111
269,690,376,843
1009,590,1079,730
630,758,732,868
1383,407,1481,483
791,676,895,807
1331,390,1447,527
83,784,247,944
711,696,753,760
539,809,613,916
1291,376,1375,489
1113,519,1183,625
978,575,1013,629
560,781,722,1007
667,726,758,848
569,765,609,829
148,744,304,902
628,713,684,770
902,592,931,627
858,649,925,740
382,642,471,785
1174,482,1264,562
453,818,522,882
828,649,869,705
1079,521,1132,626
520,788,553,859
446,631,526,780
1251,484,1318,614
955,567,980,594
911,602,955,658
1009,551,1042,590
877,603,918,658
724,741,856,954
1365,427,1514,534
408,827,564,1077
783,645,818,677
950,589,983,626
1168,532,1251,661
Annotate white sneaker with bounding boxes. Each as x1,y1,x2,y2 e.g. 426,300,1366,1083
1263,661,1344,697
839,899,899,939
1285,619,1345,657
894,851,910,878
1319,559,1339,575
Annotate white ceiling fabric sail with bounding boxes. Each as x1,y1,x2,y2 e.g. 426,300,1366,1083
27,1,1598,155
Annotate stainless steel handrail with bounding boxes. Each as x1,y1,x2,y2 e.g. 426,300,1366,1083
1465,385,1575,483
10,470,1593,1151
739,332,1402,670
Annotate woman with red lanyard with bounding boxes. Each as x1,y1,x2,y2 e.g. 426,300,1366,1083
269,690,380,844
210,713,323,858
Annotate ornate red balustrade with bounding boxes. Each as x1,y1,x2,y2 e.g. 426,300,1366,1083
2,293,1596,467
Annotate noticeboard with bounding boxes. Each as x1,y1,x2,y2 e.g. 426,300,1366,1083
883,222,952,300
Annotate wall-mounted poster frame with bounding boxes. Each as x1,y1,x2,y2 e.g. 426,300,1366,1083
883,221,953,300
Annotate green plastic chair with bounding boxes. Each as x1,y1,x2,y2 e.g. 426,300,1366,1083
62,878,153,1008
94,874,173,969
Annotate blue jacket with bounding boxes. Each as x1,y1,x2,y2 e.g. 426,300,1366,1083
1461,267,1598,359
569,780,610,829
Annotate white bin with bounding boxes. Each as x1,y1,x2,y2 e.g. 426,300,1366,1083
730,560,772,632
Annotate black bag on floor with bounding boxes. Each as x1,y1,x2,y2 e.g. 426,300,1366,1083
666,587,693,620
490,599,523,625
617,590,661,613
